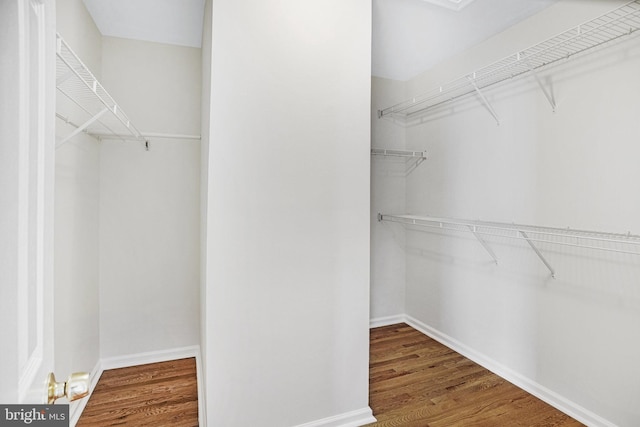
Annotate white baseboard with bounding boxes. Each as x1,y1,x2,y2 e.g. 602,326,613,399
69,359,102,427
369,314,405,328
403,315,617,427
100,345,201,370
293,407,376,427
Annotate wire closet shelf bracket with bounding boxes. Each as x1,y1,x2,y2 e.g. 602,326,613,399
55,33,148,148
377,0,640,124
378,213,640,279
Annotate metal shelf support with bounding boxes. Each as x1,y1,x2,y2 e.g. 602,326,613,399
468,225,499,265
519,230,556,278
525,60,557,112
58,108,108,147
468,76,500,125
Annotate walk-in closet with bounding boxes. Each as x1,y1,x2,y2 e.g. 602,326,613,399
371,1,640,426
53,0,202,423
2,0,639,426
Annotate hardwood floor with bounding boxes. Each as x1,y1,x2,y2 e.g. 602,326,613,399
77,358,198,427
76,327,581,426
366,324,583,427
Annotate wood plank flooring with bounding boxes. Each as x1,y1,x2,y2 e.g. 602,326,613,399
366,324,583,427
77,357,198,427
76,326,582,426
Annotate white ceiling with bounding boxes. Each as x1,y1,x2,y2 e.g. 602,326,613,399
82,0,206,48
373,0,559,80
82,0,558,81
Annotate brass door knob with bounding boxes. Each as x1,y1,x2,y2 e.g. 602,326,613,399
47,372,90,404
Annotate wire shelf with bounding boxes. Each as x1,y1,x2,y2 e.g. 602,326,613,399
371,148,428,174
371,148,428,158
55,33,146,146
378,0,640,121
379,213,640,278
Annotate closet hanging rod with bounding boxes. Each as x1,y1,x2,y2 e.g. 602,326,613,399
90,132,202,140
378,214,640,256
140,132,201,140
378,0,640,120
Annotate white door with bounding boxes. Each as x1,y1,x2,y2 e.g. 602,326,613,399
0,0,56,404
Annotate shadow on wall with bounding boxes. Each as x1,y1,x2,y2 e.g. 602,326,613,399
402,224,640,311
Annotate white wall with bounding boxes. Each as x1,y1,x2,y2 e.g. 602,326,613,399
376,1,640,426
370,77,407,322
54,0,101,397
54,141,100,381
204,0,373,425
98,38,201,358
98,140,201,357
100,37,202,136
